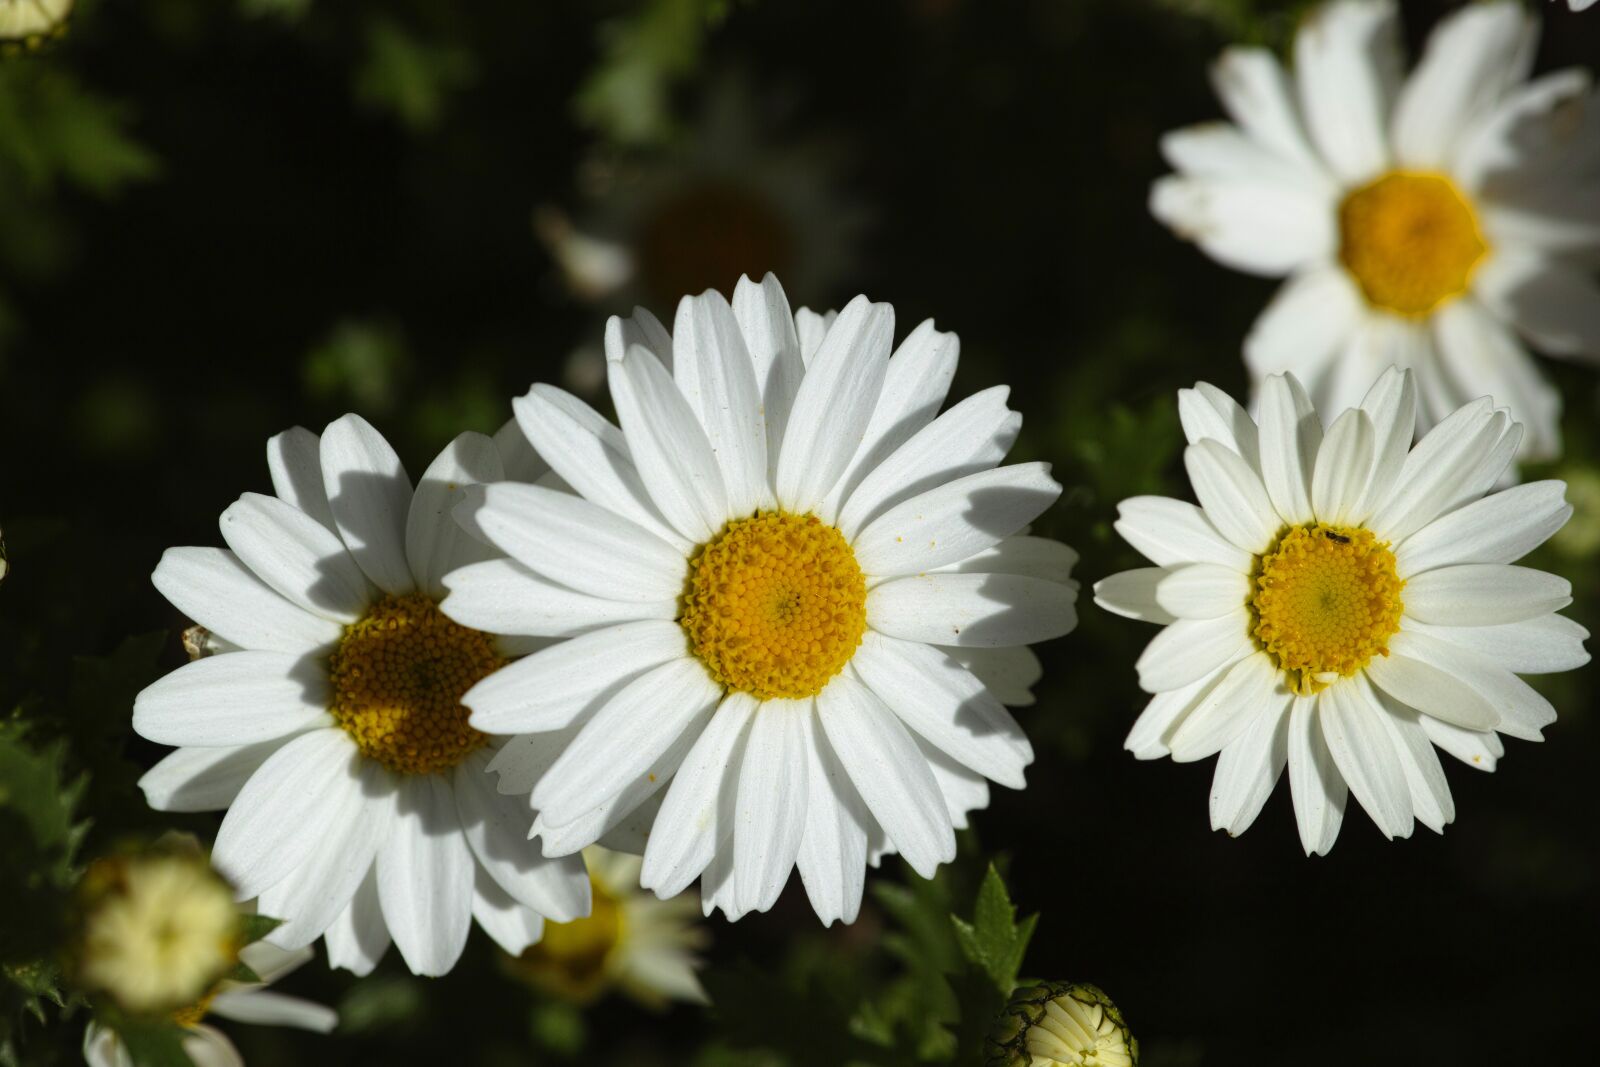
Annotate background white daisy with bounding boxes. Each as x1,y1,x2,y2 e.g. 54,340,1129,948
1151,0,1600,462
133,416,589,976
1097,369,1588,852
444,273,1078,925
84,941,336,1067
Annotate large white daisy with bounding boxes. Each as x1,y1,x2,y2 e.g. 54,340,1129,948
443,273,1078,924
84,941,335,1067
133,416,590,976
1096,369,1588,853
1151,0,1600,462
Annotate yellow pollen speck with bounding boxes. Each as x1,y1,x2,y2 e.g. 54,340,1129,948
1249,524,1404,696
1338,171,1488,317
329,593,504,775
679,511,867,700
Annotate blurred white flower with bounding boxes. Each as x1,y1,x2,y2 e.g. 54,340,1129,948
1152,0,1600,463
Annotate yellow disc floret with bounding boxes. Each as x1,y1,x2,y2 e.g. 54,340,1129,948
329,593,503,775
1338,171,1488,317
1249,524,1404,696
510,878,625,1004
679,511,867,700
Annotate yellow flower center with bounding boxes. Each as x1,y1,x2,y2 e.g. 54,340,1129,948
679,511,867,701
170,990,217,1029
329,593,503,775
511,879,624,1004
1249,524,1404,696
1338,171,1488,317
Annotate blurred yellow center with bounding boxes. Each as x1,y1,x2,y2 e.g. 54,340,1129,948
513,880,624,1004
330,593,503,775
680,512,867,700
1338,171,1488,317
1249,525,1404,696
170,991,216,1029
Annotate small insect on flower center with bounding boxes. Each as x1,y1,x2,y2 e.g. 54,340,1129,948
1338,171,1488,317
329,593,504,775
679,511,867,701
1249,524,1404,696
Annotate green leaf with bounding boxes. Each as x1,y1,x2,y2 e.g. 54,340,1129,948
115,1018,195,1067
950,865,1038,995
236,913,283,945
353,18,476,132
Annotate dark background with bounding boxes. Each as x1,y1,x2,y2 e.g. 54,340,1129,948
2,1,1597,1064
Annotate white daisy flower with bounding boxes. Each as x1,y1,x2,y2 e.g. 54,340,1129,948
1096,368,1588,853
133,416,590,976
84,941,336,1067
1151,0,1600,463
1561,1,1597,13
0,1,71,46
444,273,1078,924
507,846,708,1009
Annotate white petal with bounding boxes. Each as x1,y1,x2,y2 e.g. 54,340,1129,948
441,558,673,638
1287,696,1347,856
794,711,870,926
851,632,1033,788
1390,1,1535,169
454,752,590,920
138,741,283,812
1293,0,1401,183
1395,480,1571,575
153,547,343,655
1169,652,1285,763
1184,439,1281,554
530,658,721,826
1255,372,1322,525
323,868,389,976
1319,678,1413,840
267,426,336,532
1310,408,1374,526
817,672,954,879
935,536,1078,584
1209,46,1325,174
455,481,686,602
605,305,674,367
1403,563,1570,625
512,384,685,550
1353,366,1418,522
212,729,362,899
405,431,504,598
1113,496,1253,570
465,620,686,734
1125,667,1238,760
209,989,337,1033
1155,564,1252,620
1363,636,1499,731
531,735,686,858
220,493,373,623
867,572,1076,648
610,345,729,543
258,759,393,949
837,386,1018,540
671,289,771,517
378,775,475,976
470,867,545,955
1161,121,1328,189
945,645,1043,707
732,273,805,483
853,463,1060,577
491,415,548,484
1420,716,1502,772
1387,629,1554,741
1135,611,1252,693
180,1027,245,1067
1149,175,1334,275
733,700,810,915
1094,568,1176,625
775,295,895,513
1368,399,1509,541
794,307,836,364
1403,615,1589,676
1455,68,1593,193
1178,382,1261,470
1367,683,1454,834
320,413,415,596
1244,269,1365,392
134,652,331,748
920,738,991,830
640,692,757,897
819,318,961,523
1475,250,1600,363
1209,699,1289,836
1431,297,1562,463
236,940,312,984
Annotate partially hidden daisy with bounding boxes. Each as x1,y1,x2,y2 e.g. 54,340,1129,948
1096,368,1587,853
443,273,1078,924
84,940,336,1067
506,846,708,1009
1152,0,1600,462
133,416,590,976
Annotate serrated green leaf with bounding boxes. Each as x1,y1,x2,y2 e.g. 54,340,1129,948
951,865,1037,995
